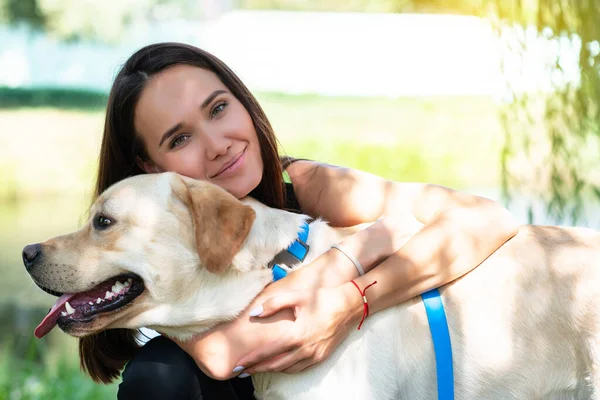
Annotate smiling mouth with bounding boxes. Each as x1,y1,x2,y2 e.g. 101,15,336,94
212,148,245,178
34,274,144,338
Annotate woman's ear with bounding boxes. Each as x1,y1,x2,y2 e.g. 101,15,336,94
136,156,161,174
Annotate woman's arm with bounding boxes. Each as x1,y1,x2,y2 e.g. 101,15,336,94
287,160,519,294
176,160,519,378
231,161,519,374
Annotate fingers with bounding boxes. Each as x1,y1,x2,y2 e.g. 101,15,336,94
245,349,303,374
280,343,331,374
280,357,318,374
235,336,299,372
249,291,307,318
243,350,296,374
241,345,322,376
245,345,313,375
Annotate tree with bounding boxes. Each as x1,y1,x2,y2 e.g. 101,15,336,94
0,0,212,42
0,0,44,28
489,0,600,224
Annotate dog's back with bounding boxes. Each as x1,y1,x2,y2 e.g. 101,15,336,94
441,225,600,399
255,225,600,399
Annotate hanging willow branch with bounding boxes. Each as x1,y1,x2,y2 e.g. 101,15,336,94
489,0,600,224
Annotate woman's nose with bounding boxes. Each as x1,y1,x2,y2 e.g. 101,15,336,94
203,132,232,160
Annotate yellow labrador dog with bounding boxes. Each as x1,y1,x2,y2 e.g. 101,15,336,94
23,172,600,399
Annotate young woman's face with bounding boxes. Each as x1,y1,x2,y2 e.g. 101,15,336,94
134,64,264,199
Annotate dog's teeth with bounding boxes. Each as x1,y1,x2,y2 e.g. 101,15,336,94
88,302,93,306
124,280,131,287
105,291,114,300
112,281,124,293
61,311,67,317
96,298,102,304
127,278,132,284
65,302,75,315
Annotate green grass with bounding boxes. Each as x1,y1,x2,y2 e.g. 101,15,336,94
0,355,118,400
0,336,118,400
261,93,504,189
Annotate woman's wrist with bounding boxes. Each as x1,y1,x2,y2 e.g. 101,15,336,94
282,248,357,291
338,281,368,329
328,217,416,282
319,248,361,286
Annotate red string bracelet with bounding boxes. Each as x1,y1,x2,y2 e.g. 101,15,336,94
350,280,378,330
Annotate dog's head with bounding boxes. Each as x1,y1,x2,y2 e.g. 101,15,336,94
22,172,256,379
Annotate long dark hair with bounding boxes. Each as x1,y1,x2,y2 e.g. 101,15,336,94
82,42,286,383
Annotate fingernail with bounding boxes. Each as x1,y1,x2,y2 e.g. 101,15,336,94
249,305,263,317
232,366,244,373
238,373,251,378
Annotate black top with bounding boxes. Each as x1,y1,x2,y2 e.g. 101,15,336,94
281,156,307,213
284,182,302,213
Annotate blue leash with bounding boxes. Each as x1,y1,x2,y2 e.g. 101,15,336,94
421,288,454,400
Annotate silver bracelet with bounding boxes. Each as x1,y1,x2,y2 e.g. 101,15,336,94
331,244,365,276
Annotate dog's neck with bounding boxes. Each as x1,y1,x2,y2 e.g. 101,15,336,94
233,197,314,274
153,199,323,339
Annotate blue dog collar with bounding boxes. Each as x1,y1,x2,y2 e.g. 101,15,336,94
422,288,454,400
270,222,310,281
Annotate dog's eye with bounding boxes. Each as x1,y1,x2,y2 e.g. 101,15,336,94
94,215,113,230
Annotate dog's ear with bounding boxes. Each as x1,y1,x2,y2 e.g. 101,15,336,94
79,329,140,383
173,175,256,274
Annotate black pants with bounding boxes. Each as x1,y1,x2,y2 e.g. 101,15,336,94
118,336,255,400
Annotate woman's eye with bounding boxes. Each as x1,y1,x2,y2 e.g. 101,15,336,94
170,134,189,149
211,102,228,118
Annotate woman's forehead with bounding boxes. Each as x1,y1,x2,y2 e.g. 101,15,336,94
134,65,226,138
144,65,225,101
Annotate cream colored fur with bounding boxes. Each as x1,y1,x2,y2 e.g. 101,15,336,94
27,172,600,399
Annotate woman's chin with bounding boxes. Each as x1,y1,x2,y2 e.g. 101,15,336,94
225,177,262,199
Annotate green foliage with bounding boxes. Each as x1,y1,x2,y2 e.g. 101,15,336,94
0,87,107,109
0,340,118,400
0,0,45,28
489,0,600,224
0,0,205,42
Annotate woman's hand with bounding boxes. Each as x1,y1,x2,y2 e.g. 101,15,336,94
233,283,363,376
167,249,355,380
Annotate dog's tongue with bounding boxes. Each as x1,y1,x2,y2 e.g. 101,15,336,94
35,293,75,339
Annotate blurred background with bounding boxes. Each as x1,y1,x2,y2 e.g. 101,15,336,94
1,0,599,398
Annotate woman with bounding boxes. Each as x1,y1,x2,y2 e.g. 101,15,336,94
88,42,518,399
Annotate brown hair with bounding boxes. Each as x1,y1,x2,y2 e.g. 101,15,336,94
82,42,287,383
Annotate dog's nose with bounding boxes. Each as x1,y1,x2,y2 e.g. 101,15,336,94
22,243,42,271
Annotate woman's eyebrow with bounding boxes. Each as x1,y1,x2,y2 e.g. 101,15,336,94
158,89,227,148
159,123,183,148
200,89,227,110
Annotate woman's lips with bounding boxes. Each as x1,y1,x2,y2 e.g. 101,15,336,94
212,148,246,178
